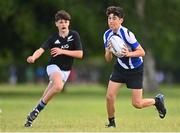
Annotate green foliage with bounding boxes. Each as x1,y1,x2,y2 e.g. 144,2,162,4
0,0,180,81
0,0,18,21
144,0,180,70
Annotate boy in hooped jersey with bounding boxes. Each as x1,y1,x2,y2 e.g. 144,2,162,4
24,10,83,127
103,6,166,128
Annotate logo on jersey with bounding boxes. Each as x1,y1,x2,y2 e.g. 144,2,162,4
54,39,61,44
61,44,69,49
67,35,73,42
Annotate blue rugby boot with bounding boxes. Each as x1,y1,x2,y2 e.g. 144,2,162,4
155,94,166,118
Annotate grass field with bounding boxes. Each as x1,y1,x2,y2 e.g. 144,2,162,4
0,83,180,132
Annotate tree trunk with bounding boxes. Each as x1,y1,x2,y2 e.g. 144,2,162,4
143,51,159,91
135,0,159,91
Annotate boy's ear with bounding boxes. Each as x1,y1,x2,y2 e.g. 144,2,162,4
120,18,124,23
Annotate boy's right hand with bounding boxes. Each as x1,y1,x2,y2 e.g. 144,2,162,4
27,56,35,63
107,40,113,52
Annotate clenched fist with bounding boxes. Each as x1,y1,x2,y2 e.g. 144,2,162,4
27,56,35,63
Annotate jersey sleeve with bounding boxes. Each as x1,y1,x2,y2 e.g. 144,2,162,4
103,33,108,48
124,30,139,50
103,29,112,49
73,31,83,50
41,35,53,50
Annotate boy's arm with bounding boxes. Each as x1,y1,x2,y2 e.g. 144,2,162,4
105,41,113,62
105,47,113,62
27,48,45,63
50,48,83,59
122,44,145,57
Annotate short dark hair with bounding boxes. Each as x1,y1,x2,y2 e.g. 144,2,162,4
55,10,71,22
106,6,124,18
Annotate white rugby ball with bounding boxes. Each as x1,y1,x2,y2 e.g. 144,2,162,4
108,35,125,58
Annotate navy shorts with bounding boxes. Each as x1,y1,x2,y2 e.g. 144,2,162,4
110,62,143,89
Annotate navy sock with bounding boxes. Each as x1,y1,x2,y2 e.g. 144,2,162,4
35,100,46,112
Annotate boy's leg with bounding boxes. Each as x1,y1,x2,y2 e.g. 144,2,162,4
24,82,52,127
24,72,64,127
131,89,166,118
106,80,121,128
42,72,64,103
131,89,155,109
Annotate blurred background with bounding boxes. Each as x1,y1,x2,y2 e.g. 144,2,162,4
0,0,180,91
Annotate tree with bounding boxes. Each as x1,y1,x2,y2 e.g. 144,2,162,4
0,0,180,83
135,0,159,91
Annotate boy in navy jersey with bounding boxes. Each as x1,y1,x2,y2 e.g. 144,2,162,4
103,6,166,128
24,10,83,127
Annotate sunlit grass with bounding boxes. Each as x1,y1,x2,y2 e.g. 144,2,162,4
0,83,180,132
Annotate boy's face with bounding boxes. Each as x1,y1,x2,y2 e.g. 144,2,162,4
55,19,70,32
108,13,123,32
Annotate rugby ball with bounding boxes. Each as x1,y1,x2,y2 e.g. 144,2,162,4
108,35,125,58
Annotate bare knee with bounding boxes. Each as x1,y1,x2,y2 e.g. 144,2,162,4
132,101,143,109
54,83,64,93
106,93,115,102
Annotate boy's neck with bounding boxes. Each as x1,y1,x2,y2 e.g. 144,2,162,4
59,30,69,38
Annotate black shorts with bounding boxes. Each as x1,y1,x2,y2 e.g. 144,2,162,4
110,62,143,89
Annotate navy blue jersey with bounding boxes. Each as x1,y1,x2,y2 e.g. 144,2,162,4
41,30,82,71
103,26,143,69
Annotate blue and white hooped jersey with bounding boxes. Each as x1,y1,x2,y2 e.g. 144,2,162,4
103,26,143,69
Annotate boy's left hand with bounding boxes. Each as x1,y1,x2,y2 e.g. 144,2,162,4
51,47,63,57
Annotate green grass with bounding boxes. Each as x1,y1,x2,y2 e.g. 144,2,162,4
0,83,180,132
